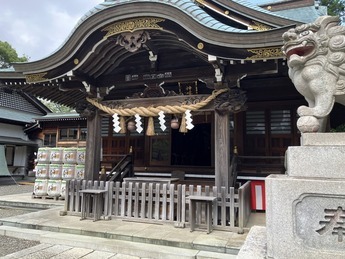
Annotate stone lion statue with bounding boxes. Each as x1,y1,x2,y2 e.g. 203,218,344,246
282,16,345,132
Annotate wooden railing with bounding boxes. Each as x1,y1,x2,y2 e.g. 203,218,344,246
238,181,251,232
237,155,285,176
106,154,134,182
63,179,252,233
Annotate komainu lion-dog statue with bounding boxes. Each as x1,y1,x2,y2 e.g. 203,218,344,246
282,16,345,132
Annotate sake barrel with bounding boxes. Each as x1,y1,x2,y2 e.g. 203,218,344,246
34,163,49,179
33,179,48,196
76,147,86,164
36,147,50,163
62,164,75,180
50,148,63,163
63,148,77,164
49,164,62,179
47,180,62,197
75,164,85,180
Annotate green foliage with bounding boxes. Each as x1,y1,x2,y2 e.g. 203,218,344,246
321,0,345,17
38,98,75,113
330,123,345,132
0,41,28,69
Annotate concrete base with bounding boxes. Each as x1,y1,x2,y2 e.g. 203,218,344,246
286,133,345,178
239,133,345,258
266,175,345,259
285,145,345,178
237,226,266,259
301,133,345,146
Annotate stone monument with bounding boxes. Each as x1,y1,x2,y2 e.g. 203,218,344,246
238,16,345,259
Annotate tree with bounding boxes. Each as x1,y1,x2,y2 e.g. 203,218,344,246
321,0,345,18
0,41,28,69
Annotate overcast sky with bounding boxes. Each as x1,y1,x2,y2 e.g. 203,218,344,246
0,0,102,61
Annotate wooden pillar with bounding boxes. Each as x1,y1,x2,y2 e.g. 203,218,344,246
214,111,230,190
85,109,101,180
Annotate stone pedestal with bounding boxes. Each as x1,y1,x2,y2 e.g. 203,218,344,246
238,133,345,259
266,175,345,258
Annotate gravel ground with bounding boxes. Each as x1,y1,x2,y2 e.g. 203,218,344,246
0,180,41,257
0,236,40,257
0,183,33,196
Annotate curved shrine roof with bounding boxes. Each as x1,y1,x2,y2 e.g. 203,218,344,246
0,0,311,107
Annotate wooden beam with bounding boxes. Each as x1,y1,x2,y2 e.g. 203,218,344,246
85,110,102,180
102,94,213,110
214,112,231,189
96,67,215,88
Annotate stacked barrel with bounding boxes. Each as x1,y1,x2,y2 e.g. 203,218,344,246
33,147,86,199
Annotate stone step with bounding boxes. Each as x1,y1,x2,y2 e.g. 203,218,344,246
0,225,237,259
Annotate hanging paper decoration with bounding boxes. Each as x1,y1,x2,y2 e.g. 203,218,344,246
158,111,166,131
135,114,143,133
112,113,122,133
185,109,194,130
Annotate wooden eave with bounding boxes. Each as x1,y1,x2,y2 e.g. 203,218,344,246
0,71,25,79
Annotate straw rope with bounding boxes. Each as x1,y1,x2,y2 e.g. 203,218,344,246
86,88,228,117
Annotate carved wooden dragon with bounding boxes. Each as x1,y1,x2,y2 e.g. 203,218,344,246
282,16,345,132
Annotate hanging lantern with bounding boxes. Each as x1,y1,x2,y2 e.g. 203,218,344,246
127,120,136,132
171,117,180,129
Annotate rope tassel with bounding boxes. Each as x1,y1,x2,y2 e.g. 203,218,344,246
119,116,126,134
179,113,188,133
146,117,155,136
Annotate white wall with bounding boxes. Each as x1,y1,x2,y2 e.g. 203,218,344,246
0,123,28,140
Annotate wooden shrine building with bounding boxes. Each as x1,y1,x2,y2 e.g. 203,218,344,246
0,0,330,189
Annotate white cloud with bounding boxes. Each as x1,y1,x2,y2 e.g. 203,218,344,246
0,0,103,61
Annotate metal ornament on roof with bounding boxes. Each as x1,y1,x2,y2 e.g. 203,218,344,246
117,30,150,53
102,18,165,38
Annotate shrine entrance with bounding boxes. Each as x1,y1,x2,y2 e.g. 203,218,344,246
171,119,212,167
101,112,213,171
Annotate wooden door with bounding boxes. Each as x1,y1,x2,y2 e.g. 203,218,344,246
244,109,298,156
101,117,145,167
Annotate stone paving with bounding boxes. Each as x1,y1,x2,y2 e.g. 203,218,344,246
0,179,41,257
0,179,243,258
